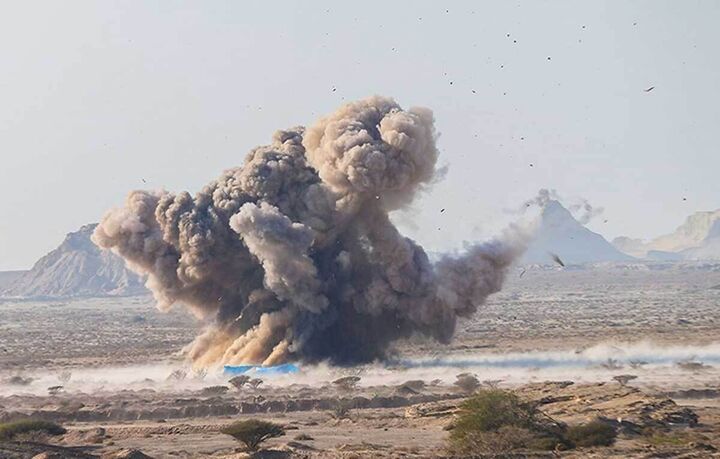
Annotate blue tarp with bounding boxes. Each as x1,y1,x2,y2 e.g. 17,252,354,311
223,363,300,376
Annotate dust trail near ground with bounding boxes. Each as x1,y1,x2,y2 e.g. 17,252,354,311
93,96,526,367
2,341,718,396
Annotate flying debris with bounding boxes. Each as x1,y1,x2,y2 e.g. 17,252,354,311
519,268,526,278
644,86,655,92
93,96,526,367
550,253,566,267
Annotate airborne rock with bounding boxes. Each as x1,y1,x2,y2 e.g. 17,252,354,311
1,224,147,298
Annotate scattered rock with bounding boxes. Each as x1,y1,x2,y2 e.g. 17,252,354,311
104,449,153,459
63,427,107,444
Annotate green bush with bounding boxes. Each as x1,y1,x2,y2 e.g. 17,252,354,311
0,419,67,441
566,420,617,447
448,389,566,454
220,419,285,451
447,390,620,454
453,390,544,433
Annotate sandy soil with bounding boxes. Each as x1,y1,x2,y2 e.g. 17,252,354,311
1,264,719,458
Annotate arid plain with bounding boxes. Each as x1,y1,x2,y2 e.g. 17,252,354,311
1,264,719,458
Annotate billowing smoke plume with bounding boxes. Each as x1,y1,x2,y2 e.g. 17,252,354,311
93,96,525,367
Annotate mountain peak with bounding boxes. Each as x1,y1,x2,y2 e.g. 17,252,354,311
542,199,572,217
1,223,146,298
522,200,633,265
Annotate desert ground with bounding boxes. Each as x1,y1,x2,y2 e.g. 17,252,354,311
1,263,719,458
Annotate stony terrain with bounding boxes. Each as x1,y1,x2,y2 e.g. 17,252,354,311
0,381,718,458
1,265,719,458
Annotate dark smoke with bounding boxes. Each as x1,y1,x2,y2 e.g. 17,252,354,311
93,96,525,367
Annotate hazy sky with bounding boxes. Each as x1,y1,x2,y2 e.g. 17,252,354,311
1,1,718,270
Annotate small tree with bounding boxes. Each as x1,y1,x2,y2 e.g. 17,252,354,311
483,379,503,389
330,400,354,420
448,389,566,454
229,375,251,390
193,368,208,381
600,358,623,370
167,369,187,381
220,420,285,451
612,374,638,387
48,385,64,396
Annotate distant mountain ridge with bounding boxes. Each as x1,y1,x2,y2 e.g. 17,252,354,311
1,224,147,298
681,219,720,260
522,200,635,265
612,209,720,260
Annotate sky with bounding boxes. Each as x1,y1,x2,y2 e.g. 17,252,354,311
0,1,718,270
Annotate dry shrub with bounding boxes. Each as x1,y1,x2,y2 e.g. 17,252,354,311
448,425,540,455
330,400,354,420
0,419,66,441
332,376,361,392
565,420,617,447
200,385,229,396
4,375,33,386
166,369,187,381
600,358,623,370
220,419,285,451
453,373,481,393
58,370,72,384
229,375,251,390
482,379,503,389
612,374,638,386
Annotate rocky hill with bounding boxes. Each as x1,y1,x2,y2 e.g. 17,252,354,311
0,270,26,290
613,209,720,260
522,200,635,265
1,224,147,298
681,219,720,260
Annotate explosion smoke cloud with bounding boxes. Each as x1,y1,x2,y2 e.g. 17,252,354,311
93,96,525,367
